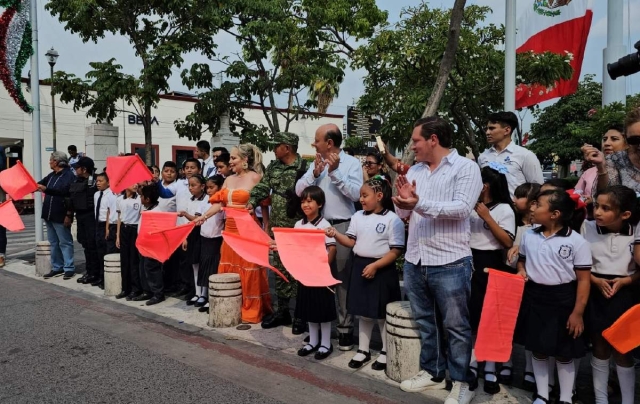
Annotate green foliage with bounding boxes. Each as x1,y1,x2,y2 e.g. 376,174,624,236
354,3,573,158
175,0,387,151
343,136,365,152
45,0,225,163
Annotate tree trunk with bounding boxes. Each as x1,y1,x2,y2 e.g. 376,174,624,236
143,104,153,166
401,0,467,165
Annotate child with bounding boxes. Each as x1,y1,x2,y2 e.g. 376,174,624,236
132,184,165,306
179,174,207,307
94,172,117,289
516,190,592,404
293,186,337,360
582,186,639,404
115,184,142,300
326,176,404,371
468,164,516,394
214,152,232,178
157,161,179,293
196,175,226,314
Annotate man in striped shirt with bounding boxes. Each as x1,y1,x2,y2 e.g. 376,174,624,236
393,117,482,404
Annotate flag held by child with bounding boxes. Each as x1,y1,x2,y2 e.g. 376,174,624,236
602,304,640,354
475,269,525,363
221,230,288,282
0,160,38,200
0,200,24,231
106,155,153,194
136,211,193,263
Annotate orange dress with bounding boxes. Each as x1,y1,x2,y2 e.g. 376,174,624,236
210,188,272,323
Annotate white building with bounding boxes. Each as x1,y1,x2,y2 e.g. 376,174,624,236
0,80,343,179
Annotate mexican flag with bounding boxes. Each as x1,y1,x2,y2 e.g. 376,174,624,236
515,0,593,109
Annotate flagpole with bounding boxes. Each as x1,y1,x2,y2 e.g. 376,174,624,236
30,0,44,242
602,0,626,106
504,0,517,140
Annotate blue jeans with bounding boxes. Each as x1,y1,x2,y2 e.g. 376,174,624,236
404,257,473,383
46,221,74,273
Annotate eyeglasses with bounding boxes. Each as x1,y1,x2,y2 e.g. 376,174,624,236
363,162,378,167
627,136,640,146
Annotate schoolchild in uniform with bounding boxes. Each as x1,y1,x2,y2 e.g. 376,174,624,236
196,175,226,314
94,172,117,289
293,186,337,360
516,190,592,404
582,185,639,404
178,174,207,307
132,184,165,306
468,164,516,394
326,176,405,371
114,184,142,300
157,161,179,293
214,153,232,178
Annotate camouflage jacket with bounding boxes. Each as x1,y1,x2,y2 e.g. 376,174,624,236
249,154,306,234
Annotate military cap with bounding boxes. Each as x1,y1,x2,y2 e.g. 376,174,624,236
268,132,299,147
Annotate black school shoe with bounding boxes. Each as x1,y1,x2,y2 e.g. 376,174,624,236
483,371,500,394
371,351,387,371
314,344,333,360
146,295,165,306
115,291,129,299
43,270,64,279
132,292,152,301
348,350,371,369
297,343,319,357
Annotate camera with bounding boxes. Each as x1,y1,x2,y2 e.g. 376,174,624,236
607,40,640,80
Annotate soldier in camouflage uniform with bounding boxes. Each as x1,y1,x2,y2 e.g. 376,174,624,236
247,132,307,332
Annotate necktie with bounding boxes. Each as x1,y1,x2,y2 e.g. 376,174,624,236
96,191,103,222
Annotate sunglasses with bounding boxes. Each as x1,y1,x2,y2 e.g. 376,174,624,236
363,162,378,167
627,136,640,146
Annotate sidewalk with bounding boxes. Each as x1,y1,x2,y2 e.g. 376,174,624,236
3,259,542,403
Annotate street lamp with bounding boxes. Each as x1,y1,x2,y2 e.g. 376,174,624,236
45,47,59,152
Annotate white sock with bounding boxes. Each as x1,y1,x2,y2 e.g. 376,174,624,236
470,349,478,377
532,356,549,400
202,287,208,299
320,322,332,352
556,360,575,403
591,357,609,404
189,295,198,302
352,317,374,361
308,322,320,347
500,357,513,377
525,350,534,373
485,361,497,382
192,264,199,296
572,357,580,391
616,364,636,404
377,319,387,364
548,357,556,387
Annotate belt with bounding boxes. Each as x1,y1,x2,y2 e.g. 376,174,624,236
327,218,349,225
123,224,138,228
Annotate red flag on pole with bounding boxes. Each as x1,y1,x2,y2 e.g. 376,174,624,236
106,155,153,194
0,200,24,231
0,160,38,200
603,304,640,354
221,230,288,282
135,211,193,262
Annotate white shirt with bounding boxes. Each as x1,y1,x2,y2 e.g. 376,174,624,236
157,180,177,212
162,178,190,224
295,150,363,221
94,188,117,223
396,150,483,266
581,221,635,277
519,227,592,285
199,202,224,238
478,142,544,197
346,209,405,258
294,216,336,247
202,156,216,177
116,194,142,225
470,203,516,251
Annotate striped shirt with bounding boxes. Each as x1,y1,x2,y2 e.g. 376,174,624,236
396,150,482,266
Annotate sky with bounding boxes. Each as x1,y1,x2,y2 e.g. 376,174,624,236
25,0,640,129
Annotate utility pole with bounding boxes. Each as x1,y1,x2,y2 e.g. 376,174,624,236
602,0,626,106
30,0,43,242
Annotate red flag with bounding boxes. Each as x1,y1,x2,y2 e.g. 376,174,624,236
0,200,24,231
272,228,340,287
475,269,525,362
515,0,593,109
106,155,153,194
0,160,38,200
135,211,193,262
221,230,288,282
603,304,640,354
223,207,271,244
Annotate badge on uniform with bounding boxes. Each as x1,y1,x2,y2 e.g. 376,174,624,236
376,223,386,233
558,245,573,259
134,203,140,210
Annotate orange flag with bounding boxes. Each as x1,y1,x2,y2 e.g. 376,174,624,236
136,211,193,262
603,304,640,354
0,200,24,231
0,160,38,200
223,207,271,244
272,227,340,287
106,155,153,194
221,230,288,282
475,269,525,363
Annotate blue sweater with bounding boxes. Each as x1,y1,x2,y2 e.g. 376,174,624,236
39,167,75,223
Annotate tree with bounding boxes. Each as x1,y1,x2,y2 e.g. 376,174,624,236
175,0,387,151
45,0,225,164
354,3,573,159
530,75,640,168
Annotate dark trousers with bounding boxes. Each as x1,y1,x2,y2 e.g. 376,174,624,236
141,256,163,298
96,222,117,280
0,224,6,255
178,248,194,295
77,212,99,277
163,250,181,293
119,225,140,295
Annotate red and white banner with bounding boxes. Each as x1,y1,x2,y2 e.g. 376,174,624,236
515,0,593,109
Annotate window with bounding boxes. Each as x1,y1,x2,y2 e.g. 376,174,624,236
131,143,159,166
172,146,196,170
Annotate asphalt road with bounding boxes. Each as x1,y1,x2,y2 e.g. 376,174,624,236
0,270,423,404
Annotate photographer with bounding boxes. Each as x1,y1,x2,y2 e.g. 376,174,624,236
247,132,308,332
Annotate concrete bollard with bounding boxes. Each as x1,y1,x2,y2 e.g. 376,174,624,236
208,273,242,328
103,254,121,297
35,241,52,277
385,301,421,383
